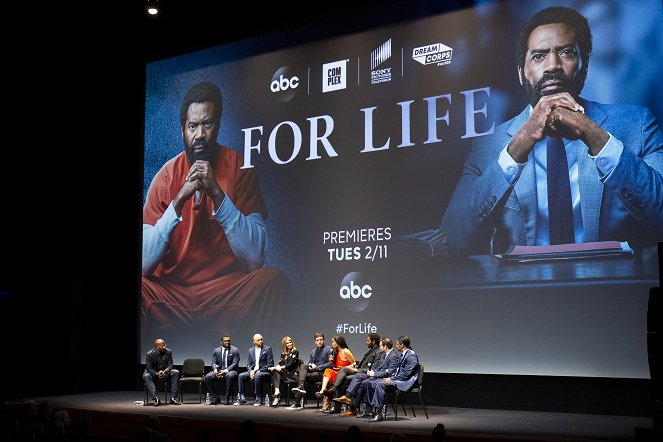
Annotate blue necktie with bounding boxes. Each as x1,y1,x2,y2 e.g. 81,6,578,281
546,136,574,245
222,349,227,369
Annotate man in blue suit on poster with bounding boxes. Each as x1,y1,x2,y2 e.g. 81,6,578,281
363,335,419,422
441,6,663,255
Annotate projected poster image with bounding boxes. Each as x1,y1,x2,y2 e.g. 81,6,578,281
142,0,663,378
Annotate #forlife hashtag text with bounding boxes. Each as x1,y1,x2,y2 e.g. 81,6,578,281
336,323,378,334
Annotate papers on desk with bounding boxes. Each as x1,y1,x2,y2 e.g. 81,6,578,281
495,241,634,262
393,229,449,258
390,228,449,260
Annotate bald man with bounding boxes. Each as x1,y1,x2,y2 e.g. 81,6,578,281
235,334,274,406
143,338,180,406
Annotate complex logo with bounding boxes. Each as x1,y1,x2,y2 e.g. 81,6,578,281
270,66,300,102
370,38,392,85
322,59,348,93
412,42,453,66
339,271,372,313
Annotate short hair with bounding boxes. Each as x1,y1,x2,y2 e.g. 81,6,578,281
432,423,446,442
397,336,411,347
515,7,592,75
368,333,381,345
381,337,393,349
179,81,223,129
314,332,325,340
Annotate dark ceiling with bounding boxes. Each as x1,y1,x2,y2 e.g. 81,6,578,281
3,1,482,64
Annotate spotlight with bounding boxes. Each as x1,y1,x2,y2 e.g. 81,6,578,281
147,0,158,15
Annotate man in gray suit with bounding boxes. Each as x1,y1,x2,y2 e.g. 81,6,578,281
441,6,663,255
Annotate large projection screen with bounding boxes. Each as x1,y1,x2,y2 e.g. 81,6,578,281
141,0,663,378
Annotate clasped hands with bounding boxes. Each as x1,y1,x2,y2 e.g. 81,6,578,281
510,92,607,161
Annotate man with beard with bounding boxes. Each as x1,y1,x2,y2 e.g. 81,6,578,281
143,338,180,406
441,6,663,255
142,81,290,349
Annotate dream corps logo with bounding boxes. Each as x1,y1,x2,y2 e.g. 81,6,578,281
270,66,300,102
412,42,453,66
322,59,348,93
370,38,392,85
339,272,372,313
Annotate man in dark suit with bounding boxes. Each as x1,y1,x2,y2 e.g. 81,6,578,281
364,335,419,422
289,331,333,409
235,333,274,406
143,338,181,406
441,6,663,255
204,334,240,405
324,332,381,413
332,337,399,417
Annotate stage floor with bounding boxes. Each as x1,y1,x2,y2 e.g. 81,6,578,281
24,390,654,442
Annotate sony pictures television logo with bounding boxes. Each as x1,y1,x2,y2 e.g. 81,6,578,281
338,271,372,313
270,66,300,102
412,42,453,66
370,38,392,85
322,59,348,93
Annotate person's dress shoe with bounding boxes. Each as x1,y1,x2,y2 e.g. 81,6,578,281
370,413,384,422
223,398,230,405
357,411,372,418
153,397,161,407
270,394,281,407
170,398,181,405
340,409,357,417
333,396,352,404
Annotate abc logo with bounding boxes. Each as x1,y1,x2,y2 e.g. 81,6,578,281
339,272,372,313
270,66,299,102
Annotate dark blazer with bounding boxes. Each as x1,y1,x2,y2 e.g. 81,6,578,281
390,348,419,391
278,349,300,372
144,347,174,376
442,99,663,254
211,345,240,372
357,345,381,372
246,345,275,373
308,345,333,372
372,349,400,379
365,348,419,408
